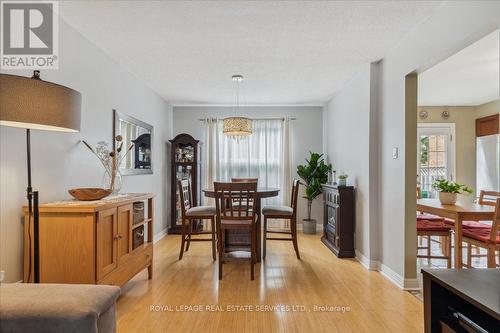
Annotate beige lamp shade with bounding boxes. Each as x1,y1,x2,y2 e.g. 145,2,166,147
222,116,252,137
0,73,81,132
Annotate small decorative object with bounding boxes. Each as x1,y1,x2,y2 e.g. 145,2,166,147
419,109,428,120
338,174,348,187
441,110,450,120
297,152,331,234
82,137,134,194
433,179,473,205
68,188,112,201
327,164,334,184
332,170,337,185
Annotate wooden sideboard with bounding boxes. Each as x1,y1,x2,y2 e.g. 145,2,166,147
321,184,355,258
24,193,154,286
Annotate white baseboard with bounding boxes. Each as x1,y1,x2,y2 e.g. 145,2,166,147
355,250,380,271
354,254,419,291
379,263,405,289
153,228,167,244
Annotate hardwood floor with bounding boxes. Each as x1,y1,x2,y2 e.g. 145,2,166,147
116,233,423,332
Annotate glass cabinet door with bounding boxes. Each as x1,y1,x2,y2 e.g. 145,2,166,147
175,165,193,226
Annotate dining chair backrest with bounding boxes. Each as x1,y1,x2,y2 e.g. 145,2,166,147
416,187,421,199
178,179,192,218
479,190,500,206
490,198,500,244
291,179,300,217
232,178,259,184
214,182,257,221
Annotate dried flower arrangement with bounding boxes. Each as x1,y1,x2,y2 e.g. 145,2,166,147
82,135,134,193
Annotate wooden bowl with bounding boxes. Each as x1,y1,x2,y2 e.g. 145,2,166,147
68,188,112,201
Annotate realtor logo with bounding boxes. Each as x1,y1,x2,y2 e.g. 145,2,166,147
1,1,59,69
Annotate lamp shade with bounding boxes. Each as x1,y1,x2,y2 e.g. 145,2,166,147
0,73,81,132
223,116,252,137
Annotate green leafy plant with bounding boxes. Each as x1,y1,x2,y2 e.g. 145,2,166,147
432,179,473,194
338,174,348,180
297,152,332,221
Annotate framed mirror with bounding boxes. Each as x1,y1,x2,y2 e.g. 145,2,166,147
113,109,153,175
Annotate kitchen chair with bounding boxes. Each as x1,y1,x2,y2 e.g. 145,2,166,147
462,198,500,268
214,181,258,280
231,178,258,209
231,178,259,183
262,179,300,260
416,187,452,267
178,179,217,261
443,190,497,230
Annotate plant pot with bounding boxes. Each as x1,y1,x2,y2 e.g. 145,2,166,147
439,192,457,205
338,179,347,187
303,219,317,234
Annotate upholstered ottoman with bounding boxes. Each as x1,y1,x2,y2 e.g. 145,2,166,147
0,283,120,333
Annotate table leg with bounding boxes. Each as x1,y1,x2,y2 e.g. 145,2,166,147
455,214,463,269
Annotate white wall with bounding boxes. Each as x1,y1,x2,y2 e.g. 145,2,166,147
172,106,323,226
377,1,500,285
0,18,173,282
323,64,378,263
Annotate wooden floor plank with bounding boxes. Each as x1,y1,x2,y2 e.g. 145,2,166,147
116,233,423,332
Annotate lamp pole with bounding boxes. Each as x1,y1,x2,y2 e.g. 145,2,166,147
26,128,40,283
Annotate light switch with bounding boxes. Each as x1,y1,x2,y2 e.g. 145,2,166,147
392,147,398,159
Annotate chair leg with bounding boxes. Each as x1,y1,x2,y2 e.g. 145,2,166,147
446,235,451,269
211,218,216,261
487,247,496,268
250,226,255,280
179,221,186,260
427,236,431,260
263,216,267,260
185,220,193,252
467,243,472,268
218,228,224,280
291,218,300,260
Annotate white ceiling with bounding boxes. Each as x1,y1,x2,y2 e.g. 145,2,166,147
418,30,499,106
59,1,442,105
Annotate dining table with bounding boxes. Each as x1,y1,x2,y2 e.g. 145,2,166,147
416,198,495,268
203,187,279,262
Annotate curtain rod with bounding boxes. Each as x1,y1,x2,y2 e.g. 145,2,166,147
198,117,296,121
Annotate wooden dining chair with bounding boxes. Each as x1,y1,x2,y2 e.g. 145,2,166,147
262,179,300,260
462,198,500,268
416,187,452,267
231,178,259,183
178,179,217,261
443,190,497,230
214,181,258,280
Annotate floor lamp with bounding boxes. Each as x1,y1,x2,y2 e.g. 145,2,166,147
0,71,81,283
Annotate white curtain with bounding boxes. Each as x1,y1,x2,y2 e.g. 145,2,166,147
204,118,292,207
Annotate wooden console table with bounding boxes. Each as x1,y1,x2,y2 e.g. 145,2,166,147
24,193,154,286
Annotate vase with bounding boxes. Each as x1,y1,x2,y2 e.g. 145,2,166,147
338,179,346,187
102,169,123,194
303,219,317,234
439,192,457,205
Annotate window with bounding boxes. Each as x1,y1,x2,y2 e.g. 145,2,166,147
204,119,285,205
417,124,455,198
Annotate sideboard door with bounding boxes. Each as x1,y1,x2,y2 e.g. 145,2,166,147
117,204,133,265
97,208,118,280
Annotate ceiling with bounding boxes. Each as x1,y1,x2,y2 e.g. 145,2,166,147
59,1,442,105
418,29,499,106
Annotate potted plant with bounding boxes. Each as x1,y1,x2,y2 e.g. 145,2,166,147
338,174,348,186
432,179,472,205
297,152,331,234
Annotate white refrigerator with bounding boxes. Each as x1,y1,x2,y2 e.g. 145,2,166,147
476,134,500,195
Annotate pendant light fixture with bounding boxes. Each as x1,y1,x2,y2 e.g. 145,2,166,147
223,75,252,137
